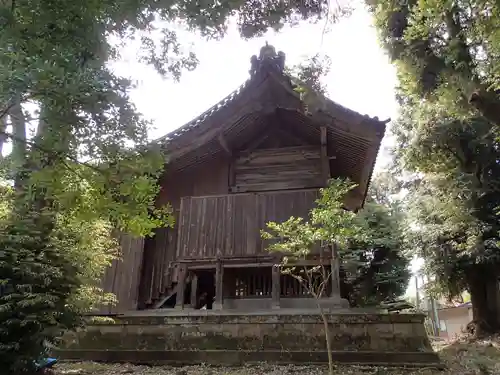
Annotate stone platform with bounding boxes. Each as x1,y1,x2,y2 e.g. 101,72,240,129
57,309,442,368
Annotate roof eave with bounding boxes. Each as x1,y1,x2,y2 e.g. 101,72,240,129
360,120,389,209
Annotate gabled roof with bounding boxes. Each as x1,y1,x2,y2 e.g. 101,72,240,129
154,44,389,207
155,43,387,152
155,79,251,145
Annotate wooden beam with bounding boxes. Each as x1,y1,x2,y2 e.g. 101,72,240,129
228,160,235,191
310,108,385,142
190,272,198,308
358,142,380,208
175,264,187,310
176,197,187,259
230,179,323,194
320,126,330,184
271,264,281,309
177,187,320,200
240,130,271,155
330,244,340,298
218,133,232,156
176,254,333,266
214,259,224,310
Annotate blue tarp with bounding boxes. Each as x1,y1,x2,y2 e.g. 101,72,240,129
35,357,58,370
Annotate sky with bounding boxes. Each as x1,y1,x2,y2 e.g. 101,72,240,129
109,5,399,171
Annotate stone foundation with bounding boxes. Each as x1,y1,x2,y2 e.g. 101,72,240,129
222,297,349,310
57,310,441,368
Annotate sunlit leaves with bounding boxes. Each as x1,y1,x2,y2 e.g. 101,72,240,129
262,178,410,306
368,0,500,305
263,179,365,257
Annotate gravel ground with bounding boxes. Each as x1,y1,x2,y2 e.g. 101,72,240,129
54,337,500,375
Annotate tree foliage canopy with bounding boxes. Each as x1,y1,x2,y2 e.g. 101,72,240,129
367,0,500,334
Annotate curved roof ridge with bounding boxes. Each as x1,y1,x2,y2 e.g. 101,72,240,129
154,44,390,148
154,78,253,145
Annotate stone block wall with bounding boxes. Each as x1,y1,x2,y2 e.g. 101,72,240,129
62,312,432,353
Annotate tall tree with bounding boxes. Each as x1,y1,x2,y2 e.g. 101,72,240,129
367,0,500,334
368,0,500,124
341,173,410,307
0,0,334,372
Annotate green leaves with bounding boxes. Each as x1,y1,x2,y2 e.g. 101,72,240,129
262,178,410,306
262,179,365,258
368,0,500,304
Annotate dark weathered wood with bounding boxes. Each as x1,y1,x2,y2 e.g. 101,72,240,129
358,142,380,207
233,146,322,193
330,244,340,297
228,161,235,189
237,145,321,165
272,265,280,309
176,264,187,309
231,179,323,193
177,257,332,267
176,189,320,259
190,273,198,307
218,133,232,156
320,126,330,183
96,233,145,314
240,130,272,154
214,259,223,310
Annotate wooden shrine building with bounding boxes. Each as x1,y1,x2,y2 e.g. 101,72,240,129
99,44,388,314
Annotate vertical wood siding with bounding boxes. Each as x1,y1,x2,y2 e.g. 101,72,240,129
138,156,231,305
137,141,326,306
177,189,319,259
95,233,144,314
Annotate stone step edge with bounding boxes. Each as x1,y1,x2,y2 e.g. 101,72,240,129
55,349,444,369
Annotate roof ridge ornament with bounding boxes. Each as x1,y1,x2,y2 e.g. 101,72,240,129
249,43,286,77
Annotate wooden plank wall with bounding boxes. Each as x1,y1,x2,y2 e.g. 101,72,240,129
95,232,145,314
138,226,177,306
138,156,231,305
231,145,323,193
176,189,319,259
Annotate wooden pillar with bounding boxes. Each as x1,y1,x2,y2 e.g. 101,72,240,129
320,126,330,184
214,259,224,310
190,272,198,308
272,264,281,309
176,264,187,309
330,244,340,298
228,161,235,190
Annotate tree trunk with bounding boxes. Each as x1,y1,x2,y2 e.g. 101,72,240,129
0,114,7,157
466,265,500,336
319,306,335,375
9,99,27,189
468,89,500,126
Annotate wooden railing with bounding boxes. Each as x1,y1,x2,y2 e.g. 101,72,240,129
176,189,320,259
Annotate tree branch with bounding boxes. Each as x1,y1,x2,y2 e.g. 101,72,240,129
0,103,15,122
0,130,105,174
